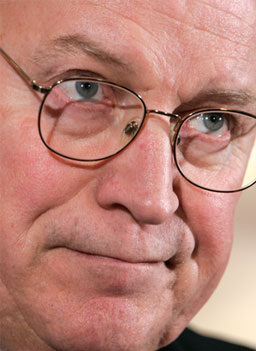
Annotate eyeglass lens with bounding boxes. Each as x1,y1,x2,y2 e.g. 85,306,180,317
175,111,256,192
39,79,145,161
38,79,256,192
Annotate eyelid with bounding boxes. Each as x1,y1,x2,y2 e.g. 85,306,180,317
46,69,106,85
176,100,254,117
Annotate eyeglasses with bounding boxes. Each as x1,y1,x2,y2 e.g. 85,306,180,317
1,47,256,193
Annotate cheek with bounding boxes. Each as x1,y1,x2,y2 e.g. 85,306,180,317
0,113,75,234
181,183,238,287
162,184,239,340
194,193,235,253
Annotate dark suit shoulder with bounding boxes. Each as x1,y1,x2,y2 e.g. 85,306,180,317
159,328,256,351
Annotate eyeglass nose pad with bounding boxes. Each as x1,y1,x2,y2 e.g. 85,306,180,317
169,116,181,146
146,110,180,145
170,124,175,143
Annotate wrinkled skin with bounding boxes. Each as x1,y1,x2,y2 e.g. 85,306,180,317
0,1,256,351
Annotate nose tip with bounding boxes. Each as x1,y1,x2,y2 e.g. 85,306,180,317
96,119,179,225
126,195,178,225
96,170,179,225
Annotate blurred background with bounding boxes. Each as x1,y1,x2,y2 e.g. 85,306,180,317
190,185,256,349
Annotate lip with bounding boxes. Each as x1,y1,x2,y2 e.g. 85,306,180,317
68,248,161,266
65,248,175,283
45,247,177,294
46,224,180,266
51,242,172,264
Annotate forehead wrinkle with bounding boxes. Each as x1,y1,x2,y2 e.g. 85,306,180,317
193,0,256,26
151,2,255,49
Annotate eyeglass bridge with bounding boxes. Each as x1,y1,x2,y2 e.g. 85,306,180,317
148,109,180,121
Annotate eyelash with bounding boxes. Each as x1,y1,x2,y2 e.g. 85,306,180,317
44,70,248,125
46,69,106,86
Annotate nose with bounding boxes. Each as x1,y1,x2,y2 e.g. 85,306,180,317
95,116,179,225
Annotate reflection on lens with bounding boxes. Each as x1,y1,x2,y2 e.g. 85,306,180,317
175,110,256,192
39,79,145,161
124,121,139,135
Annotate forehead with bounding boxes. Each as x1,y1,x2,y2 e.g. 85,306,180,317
2,0,255,40
1,0,256,104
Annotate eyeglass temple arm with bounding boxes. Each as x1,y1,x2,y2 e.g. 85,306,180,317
0,47,49,94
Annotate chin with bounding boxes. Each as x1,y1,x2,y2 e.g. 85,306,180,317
25,295,178,351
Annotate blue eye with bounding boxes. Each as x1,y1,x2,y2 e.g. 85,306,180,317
202,113,225,131
60,80,104,102
189,112,228,136
75,81,99,99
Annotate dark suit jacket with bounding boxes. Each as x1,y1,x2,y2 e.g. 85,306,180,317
160,328,256,351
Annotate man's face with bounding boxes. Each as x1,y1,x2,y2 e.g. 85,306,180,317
0,1,255,350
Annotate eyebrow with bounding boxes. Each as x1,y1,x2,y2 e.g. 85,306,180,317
182,89,256,108
32,34,133,73
31,36,256,109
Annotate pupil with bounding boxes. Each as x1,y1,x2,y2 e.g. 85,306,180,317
203,113,224,131
75,81,99,99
